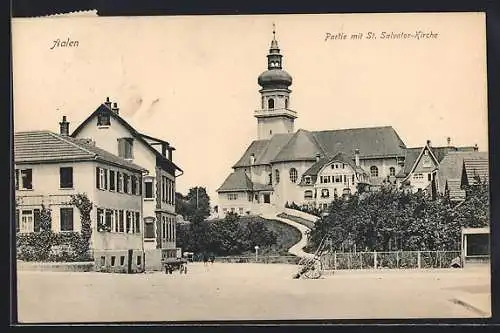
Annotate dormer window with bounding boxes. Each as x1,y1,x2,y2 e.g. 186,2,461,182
97,113,110,127
118,138,134,159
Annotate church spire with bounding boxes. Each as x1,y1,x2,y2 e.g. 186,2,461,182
267,23,282,69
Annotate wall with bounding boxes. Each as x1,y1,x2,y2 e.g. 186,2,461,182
93,249,144,273
257,117,294,140
272,160,316,208
217,190,254,217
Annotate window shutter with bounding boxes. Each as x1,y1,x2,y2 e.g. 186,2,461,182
104,169,108,189
96,167,100,189
33,209,41,232
118,139,125,158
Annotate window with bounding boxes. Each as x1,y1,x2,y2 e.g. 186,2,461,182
118,210,124,232
144,218,155,238
304,190,313,199
109,170,115,191
59,167,73,188
162,217,166,239
352,174,355,183
335,175,342,183
413,173,424,180
20,210,34,233
321,189,330,198
97,208,104,229
135,212,140,233
120,256,125,266
228,193,238,200
370,166,379,177
305,176,311,185
96,167,107,190
126,211,131,233
268,98,274,109
343,175,347,183
131,175,137,195
60,208,74,231
145,180,153,198
15,169,19,190
100,256,106,266
105,210,113,230
114,211,119,232
20,169,32,190
117,172,123,192
136,177,141,195
389,167,396,177
285,98,289,109
137,255,142,266
289,168,298,183
111,256,116,266
239,208,243,215
97,113,110,126
118,138,134,159
428,173,432,181
275,170,280,184
123,174,129,193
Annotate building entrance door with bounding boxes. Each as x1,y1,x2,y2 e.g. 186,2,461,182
263,193,271,203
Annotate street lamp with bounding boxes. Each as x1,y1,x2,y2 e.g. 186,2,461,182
254,245,259,262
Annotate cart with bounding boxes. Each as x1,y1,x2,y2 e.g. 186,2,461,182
293,235,330,279
163,258,188,274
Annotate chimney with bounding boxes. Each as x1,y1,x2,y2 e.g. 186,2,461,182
447,137,451,147
250,153,255,165
59,116,69,136
315,153,321,162
474,144,479,151
354,149,360,167
168,148,173,160
426,140,432,147
111,102,120,114
104,97,112,109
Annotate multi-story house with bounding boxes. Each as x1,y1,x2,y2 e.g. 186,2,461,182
14,125,147,273
70,98,183,270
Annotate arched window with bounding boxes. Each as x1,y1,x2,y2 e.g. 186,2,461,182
389,167,396,177
268,98,274,109
285,98,289,109
275,169,280,184
304,190,313,199
289,168,298,183
370,166,379,177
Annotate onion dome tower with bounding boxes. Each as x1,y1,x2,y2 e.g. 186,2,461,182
254,24,297,140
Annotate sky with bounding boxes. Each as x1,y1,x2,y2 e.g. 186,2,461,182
12,12,487,206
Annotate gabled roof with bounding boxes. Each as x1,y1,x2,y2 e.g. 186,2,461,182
14,131,146,172
446,179,466,201
463,157,489,185
217,170,254,192
311,126,406,159
437,151,488,194
233,133,293,168
302,151,363,177
71,103,182,172
400,143,441,182
272,129,325,163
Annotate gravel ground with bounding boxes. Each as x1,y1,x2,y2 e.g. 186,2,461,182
16,263,490,323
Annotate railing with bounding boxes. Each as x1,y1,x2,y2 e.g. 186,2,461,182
215,255,300,265
320,250,464,270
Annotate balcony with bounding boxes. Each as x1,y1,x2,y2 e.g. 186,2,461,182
254,108,297,119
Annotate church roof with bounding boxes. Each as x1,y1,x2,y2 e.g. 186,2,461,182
217,170,254,192
233,126,407,167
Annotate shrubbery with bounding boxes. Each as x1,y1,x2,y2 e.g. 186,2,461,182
308,183,490,252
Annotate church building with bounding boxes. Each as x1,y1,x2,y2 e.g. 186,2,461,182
216,29,483,217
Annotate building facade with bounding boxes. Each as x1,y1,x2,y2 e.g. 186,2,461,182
216,30,485,218
70,99,183,270
14,129,146,273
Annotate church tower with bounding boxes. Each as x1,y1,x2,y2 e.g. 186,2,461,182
255,25,296,140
